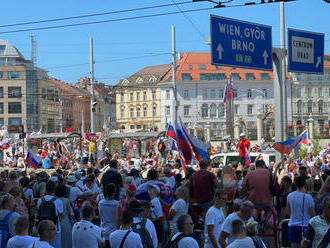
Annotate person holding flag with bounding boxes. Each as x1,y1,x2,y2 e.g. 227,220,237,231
238,133,250,166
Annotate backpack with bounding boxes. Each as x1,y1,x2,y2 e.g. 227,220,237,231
131,218,153,248
38,197,58,228
164,233,187,248
0,212,14,248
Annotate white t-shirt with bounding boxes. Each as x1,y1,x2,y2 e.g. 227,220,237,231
132,217,158,248
7,235,38,248
67,185,82,204
169,199,188,231
287,191,314,227
72,220,105,248
227,237,255,248
27,240,54,248
37,195,63,233
171,232,199,248
109,230,143,248
221,212,254,245
204,206,225,248
98,199,118,240
150,198,163,219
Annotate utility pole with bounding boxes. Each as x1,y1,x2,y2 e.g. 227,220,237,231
280,2,288,140
90,37,95,133
171,26,178,125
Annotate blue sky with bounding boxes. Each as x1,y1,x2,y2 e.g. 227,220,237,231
0,0,329,85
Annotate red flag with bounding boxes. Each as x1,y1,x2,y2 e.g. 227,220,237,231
65,127,73,133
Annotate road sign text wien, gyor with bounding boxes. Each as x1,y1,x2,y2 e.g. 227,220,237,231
288,28,324,74
210,15,272,70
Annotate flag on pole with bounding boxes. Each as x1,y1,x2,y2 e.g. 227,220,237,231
26,149,39,169
245,148,252,165
175,122,192,166
273,130,308,154
166,123,186,172
223,79,234,103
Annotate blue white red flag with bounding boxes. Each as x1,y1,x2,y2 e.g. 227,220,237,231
26,149,39,169
1,142,10,150
179,118,210,161
320,149,328,158
245,148,252,165
135,180,174,205
166,123,177,141
273,131,308,154
175,122,192,165
223,79,234,104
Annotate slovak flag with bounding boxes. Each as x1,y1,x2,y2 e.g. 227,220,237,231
223,79,234,104
273,130,308,154
175,122,192,166
26,149,39,169
245,148,252,165
320,149,328,158
166,123,177,141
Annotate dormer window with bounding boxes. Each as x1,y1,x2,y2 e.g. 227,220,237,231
122,79,129,86
136,77,143,84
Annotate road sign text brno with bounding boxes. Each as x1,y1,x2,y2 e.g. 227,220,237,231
288,28,324,74
210,15,272,70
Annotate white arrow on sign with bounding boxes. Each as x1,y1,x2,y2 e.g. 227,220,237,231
217,43,224,60
316,56,321,68
262,50,268,65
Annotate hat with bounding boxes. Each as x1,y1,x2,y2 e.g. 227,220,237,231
67,175,77,183
127,184,136,192
74,171,83,176
240,133,246,137
128,200,143,212
94,169,101,175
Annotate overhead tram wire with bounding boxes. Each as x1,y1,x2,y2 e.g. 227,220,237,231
0,1,192,28
0,1,285,34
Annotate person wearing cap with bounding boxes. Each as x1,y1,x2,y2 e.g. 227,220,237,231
238,133,250,167
66,175,82,205
128,200,158,248
74,171,84,191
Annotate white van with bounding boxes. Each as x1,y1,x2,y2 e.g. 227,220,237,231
211,151,276,168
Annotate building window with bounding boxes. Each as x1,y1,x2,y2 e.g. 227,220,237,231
165,106,170,117
184,106,190,117
318,88,323,97
0,45,5,55
143,92,147,101
8,72,21,79
218,73,226,80
260,73,270,80
188,64,193,70
247,104,253,115
219,89,224,99
8,102,21,114
152,90,156,100
143,107,147,117
210,104,217,118
130,125,135,129
182,73,192,81
0,87,3,98
210,89,216,99
297,101,302,114
153,106,156,116
307,101,313,113
8,118,21,126
201,104,208,118
307,88,312,98
296,88,302,98
0,118,3,128
0,72,3,79
318,101,323,113
230,73,240,80
130,108,134,118
262,89,268,98
218,104,225,117
136,92,140,101
130,93,133,101
245,73,255,80
183,89,189,99
166,90,170,100
137,107,141,118
235,104,239,114
198,64,206,70
200,74,208,80
8,87,21,98
121,93,124,102
0,103,3,114
247,89,252,98
202,89,208,100
41,89,46,99
120,109,124,118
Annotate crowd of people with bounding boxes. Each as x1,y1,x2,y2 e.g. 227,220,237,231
0,133,329,248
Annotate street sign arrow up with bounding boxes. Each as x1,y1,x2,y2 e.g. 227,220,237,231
210,15,273,70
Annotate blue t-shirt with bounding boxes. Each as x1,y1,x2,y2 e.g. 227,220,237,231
287,191,314,227
43,157,51,169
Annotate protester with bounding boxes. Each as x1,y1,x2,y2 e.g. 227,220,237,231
7,216,38,248
101,159,123,200
238,133,250,166
227,219,255,248
28,220,57,248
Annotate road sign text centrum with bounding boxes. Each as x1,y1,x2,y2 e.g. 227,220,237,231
210,15,272,70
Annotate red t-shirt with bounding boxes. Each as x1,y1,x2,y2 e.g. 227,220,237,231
238,139,250,157
190,170,216,204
